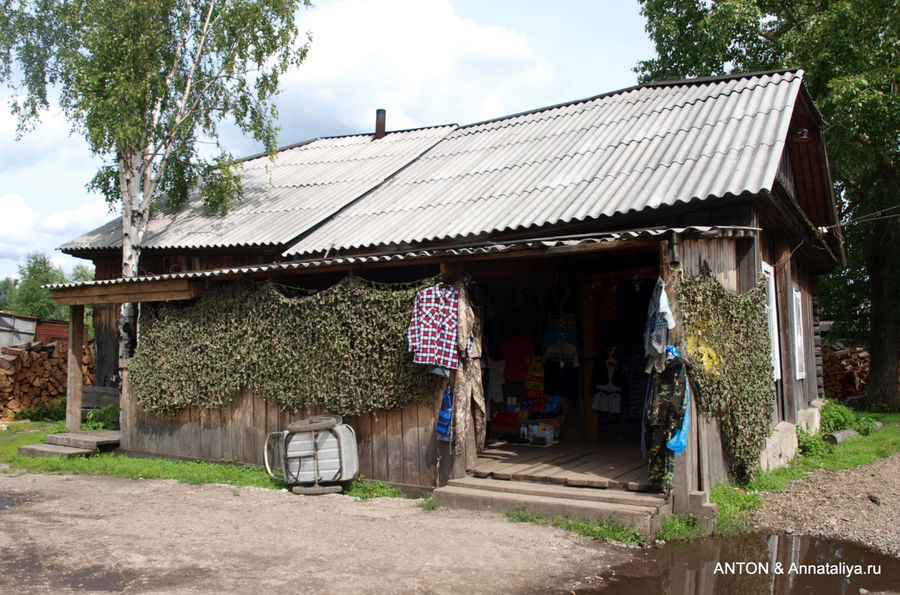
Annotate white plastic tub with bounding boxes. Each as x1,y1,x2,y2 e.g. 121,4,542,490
265,417,359,486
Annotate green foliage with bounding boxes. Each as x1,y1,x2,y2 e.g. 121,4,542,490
130,276,436,417
657,514,701,542
709,482,761,537
82,405,120,431
820,399,858,434
677,264,774,480
14,397,67,422
417,493,440,512
796,427,831,457
70,264,95,283
506,506,646,546
0,277,17,311
343,476,406,501
1,0,313,348
506,506,544,524
637,0,900,406
10,253,67,320
820,398,876,435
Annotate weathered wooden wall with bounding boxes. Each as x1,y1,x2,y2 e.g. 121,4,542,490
672,235,740,496
120,361,453,491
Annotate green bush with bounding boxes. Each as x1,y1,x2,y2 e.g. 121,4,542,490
820,400,857,434
821,399,877,436
14,397,67,422
853,415,877,436
796,427,831,457
82,405,121,431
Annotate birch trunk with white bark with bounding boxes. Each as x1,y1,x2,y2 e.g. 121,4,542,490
117,151,150,378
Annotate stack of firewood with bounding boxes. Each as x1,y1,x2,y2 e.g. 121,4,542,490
0,342,95,421
822,346,870,400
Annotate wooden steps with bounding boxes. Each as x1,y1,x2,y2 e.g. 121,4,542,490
17,443,96,458
434,476,669,539
469,441,651,491
45,430,121,450
17,430,120,458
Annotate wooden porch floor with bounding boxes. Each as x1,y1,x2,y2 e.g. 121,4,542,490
469,441,651,492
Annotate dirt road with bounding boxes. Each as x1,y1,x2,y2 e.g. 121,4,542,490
0,467,632,593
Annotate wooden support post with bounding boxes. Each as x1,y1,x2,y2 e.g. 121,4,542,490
66,305,85,432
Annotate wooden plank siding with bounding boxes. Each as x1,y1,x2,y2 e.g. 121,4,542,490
671,237,739,510
119,360,444,490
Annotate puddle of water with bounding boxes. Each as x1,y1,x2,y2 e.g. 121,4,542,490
0,491,32,509
581,533,900,594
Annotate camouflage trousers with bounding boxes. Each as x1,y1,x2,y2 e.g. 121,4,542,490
648,426,674,495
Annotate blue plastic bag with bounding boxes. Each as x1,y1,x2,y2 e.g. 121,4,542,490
436,383,452,439
666,377,690,455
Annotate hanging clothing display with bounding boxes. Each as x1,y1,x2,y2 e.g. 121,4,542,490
436,383,452,441
542,333,580,398
645,349,688,495
501,336,534,382
451,281,487,454
523,355,545,396
591,355,627,414
643,277,676,373
407,284,460,370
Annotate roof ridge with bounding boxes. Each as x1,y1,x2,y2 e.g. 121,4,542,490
455,68,801,132
237,123,458,164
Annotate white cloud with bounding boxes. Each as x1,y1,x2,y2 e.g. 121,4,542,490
0,193,110,278
40,198,112,235
274,0,555,140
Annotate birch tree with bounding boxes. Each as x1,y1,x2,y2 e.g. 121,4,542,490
1,0,310,369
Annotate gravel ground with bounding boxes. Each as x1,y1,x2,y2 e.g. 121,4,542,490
0,465,632,594
751,451,900,557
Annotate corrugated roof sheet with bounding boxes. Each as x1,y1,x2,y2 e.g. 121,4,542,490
60,125,455,252
61,70,806,258
48,226,758,291
285,70,803,256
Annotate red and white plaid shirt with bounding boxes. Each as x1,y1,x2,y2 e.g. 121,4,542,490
407,284,459,369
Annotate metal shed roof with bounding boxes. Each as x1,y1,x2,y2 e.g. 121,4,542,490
60,125,455,253
285,70,804,257
61,70,812,260
48,226,757,305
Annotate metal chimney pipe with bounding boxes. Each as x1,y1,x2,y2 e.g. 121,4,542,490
375,108,386,139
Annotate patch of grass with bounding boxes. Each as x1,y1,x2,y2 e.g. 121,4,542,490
553,516,646,546
417,492,440,512
710,482,761,537
507,505,546,524
343,476,406,500
712,412,900,535
747,412,900,493
505,506,646,547
0,421,63,435
0,422,285,489
657,513,701,542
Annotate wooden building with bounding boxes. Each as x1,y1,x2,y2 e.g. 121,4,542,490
52,70,842,519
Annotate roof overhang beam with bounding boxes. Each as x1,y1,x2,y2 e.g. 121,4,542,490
50,279,201,306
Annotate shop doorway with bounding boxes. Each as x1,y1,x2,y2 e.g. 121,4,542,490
469,255,658,490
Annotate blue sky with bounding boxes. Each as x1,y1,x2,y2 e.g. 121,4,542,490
0,0,655,279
